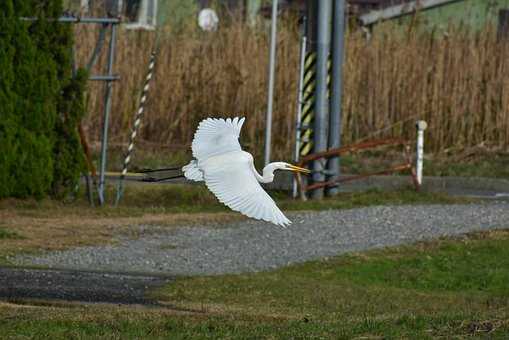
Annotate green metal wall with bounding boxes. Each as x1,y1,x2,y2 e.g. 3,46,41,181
157,0,197,30
393,0,509,30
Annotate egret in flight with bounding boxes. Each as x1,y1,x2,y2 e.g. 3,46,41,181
183,117,310,227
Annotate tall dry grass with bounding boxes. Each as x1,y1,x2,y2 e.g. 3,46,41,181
75,19,509,161
345,25,509,153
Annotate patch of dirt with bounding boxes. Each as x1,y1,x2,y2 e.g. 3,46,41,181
0,209,241,258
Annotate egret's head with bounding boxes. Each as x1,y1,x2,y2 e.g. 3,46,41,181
274,162,311,174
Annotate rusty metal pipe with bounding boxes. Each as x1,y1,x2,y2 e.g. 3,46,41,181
305,163,412,191
299,138,408,166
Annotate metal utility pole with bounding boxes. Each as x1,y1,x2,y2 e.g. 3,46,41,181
264,0,279,166
311,0,332,200
293,3,317,199
326,0,346,196
98,23,118,205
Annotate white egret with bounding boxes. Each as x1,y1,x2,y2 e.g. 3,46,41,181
183,117,310,227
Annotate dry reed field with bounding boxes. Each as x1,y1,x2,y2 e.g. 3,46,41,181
75,19,509,161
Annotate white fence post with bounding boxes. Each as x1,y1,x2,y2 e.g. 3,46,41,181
416,120,428,186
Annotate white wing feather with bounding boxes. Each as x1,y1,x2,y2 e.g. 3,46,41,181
192,117,245,160
202,151,291,227
182,160,203,181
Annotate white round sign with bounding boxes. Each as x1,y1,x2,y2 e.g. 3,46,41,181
198,8,219,32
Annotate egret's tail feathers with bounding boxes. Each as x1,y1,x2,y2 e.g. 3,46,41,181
182,160,204,181
279,216,292,228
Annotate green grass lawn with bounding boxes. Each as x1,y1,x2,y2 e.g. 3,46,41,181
1,230,509,338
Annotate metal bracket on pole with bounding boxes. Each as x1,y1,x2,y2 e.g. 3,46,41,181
87,24,108,71
21,16,121,24
89,75,120,81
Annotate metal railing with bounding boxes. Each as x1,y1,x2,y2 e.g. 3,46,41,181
294,138,420,200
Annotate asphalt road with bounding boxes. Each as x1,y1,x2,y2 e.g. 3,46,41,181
0,267,172,305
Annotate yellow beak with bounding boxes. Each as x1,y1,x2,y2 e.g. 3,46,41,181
287,164,311,174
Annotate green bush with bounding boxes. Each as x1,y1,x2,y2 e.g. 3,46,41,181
0,2,17,198
52,68,88,197
0,0,87,199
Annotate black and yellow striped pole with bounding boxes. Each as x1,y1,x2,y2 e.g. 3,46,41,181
299,54,332,159
294,2,318,198
297,55,333,159
299,51,316,158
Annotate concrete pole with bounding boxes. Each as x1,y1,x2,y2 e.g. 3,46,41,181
264,0,279,166
326,0,346,196
416,120,428,186
311,0,332,200
305,0,318,48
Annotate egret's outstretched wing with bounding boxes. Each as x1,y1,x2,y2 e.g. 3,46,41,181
192,117,245,160
203,152,291,227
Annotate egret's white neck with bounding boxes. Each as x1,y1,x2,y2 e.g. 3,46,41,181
252,162,282,183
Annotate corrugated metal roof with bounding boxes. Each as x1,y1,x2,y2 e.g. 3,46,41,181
265,0,418,15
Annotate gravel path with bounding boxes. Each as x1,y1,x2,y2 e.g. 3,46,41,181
13,203,509,276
